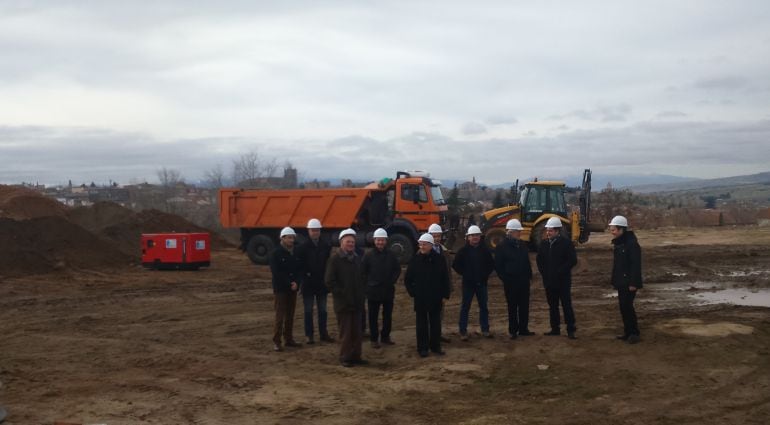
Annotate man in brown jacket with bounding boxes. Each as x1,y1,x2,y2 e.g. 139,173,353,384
325,228,367,367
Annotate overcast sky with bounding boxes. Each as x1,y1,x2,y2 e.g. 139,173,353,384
1,1,769,186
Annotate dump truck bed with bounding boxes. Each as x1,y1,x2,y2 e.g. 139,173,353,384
219,188,377,229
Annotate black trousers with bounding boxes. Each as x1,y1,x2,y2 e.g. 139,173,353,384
415,308,442,353
545,285,576,332
617,287,639,336
503,283,530,335
368,298,394,342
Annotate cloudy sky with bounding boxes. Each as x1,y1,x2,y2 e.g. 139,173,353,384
1,1,769,186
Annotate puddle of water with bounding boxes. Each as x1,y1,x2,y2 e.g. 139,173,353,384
689,288,770,308
715,270,770,277
653,281,722,292
671,272,688,277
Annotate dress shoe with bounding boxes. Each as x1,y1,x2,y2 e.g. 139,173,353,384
616,334,630,341
306,338,315,345
509,333,518,340
419,350,429,358
273,344,283,352
320,334,335,343
340,360,353,367
371,341,381,349
381,338,396,345
567,332,577,340
482,331,494,338
627,334,641,344
440,335,451,343
285,340,302,347
431,349,446,356
519,330,536,336
460,333,469,341
544,329,561,336
352,359,369,365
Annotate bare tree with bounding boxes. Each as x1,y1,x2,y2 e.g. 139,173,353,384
204,164,227,189
157,167,184,213
232,151,279,188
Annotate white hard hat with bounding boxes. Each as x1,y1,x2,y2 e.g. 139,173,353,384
307,218,322,229
544,217,563,228
373,228,388,239
505,219,523,231
280,227,296,238
428,223,443,234
339,228,356,241
609,215,628,227
466,225,482,236
418,233,435,245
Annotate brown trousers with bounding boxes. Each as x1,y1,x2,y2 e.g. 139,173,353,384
273,291,297,345
337,309,363,362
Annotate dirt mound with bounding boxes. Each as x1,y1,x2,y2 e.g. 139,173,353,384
0,216,134,278
67,202,231,255
0,185,68,220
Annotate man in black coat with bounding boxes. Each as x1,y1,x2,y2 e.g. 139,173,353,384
609,215,643,344
452,225,495,340
494,219,534,339
269,227,303,351
536,217,578,339
296,218,334,344
363,228,401,348
405,233,451,357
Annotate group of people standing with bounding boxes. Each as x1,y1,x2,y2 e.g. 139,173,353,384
268,214,643,367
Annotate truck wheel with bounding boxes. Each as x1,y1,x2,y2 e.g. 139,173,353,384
246,234,275,265
388,233,414,264
484,228,507,251
529,222,546,252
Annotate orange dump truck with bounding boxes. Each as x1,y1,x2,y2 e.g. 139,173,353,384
219,171,448,264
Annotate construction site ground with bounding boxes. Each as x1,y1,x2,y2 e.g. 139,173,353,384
1,226,769,424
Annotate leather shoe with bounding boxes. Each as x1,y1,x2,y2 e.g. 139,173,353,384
306,338,315,345
567,332,577,340
509,333,518,340
544,329,560,336
320,335,335,343
431,349,446,356
285,340,302,347
352,359,369,365
371,341,381,349
627,334,641,344
519,330,535,336
482,331,493,338
381,338,396,345
440,336,451,343
616,334,630,341
418,350,429,358
340,360,353,367
460,333,469,341
273,344,283,352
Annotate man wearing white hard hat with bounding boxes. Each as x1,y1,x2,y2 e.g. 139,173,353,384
405,233,451,357
429,223,454,343
296,218,334,344
609,215,643,344
362,228,401,348
269,227,303,351
494,219,534,339
452,225,495,340
325,228,367,367
536,217,578,339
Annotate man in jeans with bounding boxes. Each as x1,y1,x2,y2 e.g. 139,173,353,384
452,225,495,340
362,228,401,348
296,218,334,344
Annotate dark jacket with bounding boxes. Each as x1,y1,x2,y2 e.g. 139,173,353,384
362,248,401,301
494,237,532,286
611,230,643,289
434,244,454,295
269,244,303,294
325,249,365,314
536,235,577,288
452,243,495,287
405,250,451,312
296,237,331,295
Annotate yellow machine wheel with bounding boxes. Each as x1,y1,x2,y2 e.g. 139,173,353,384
484,228,507,251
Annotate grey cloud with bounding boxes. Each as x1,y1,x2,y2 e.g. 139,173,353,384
485,115,518,125
549,104,632,122
655,110,688,118
461,122,487,135
694,76,749,91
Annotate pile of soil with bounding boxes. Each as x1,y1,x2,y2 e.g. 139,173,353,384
0,185,67,220
0,216,132,278
67,202,231,256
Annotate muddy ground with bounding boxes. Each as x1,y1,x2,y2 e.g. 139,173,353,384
1,226,769,424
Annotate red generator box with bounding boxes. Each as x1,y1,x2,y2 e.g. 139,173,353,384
141,232,211,270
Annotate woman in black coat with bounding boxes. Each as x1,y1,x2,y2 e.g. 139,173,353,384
405,234,451,357
609,216,643,344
